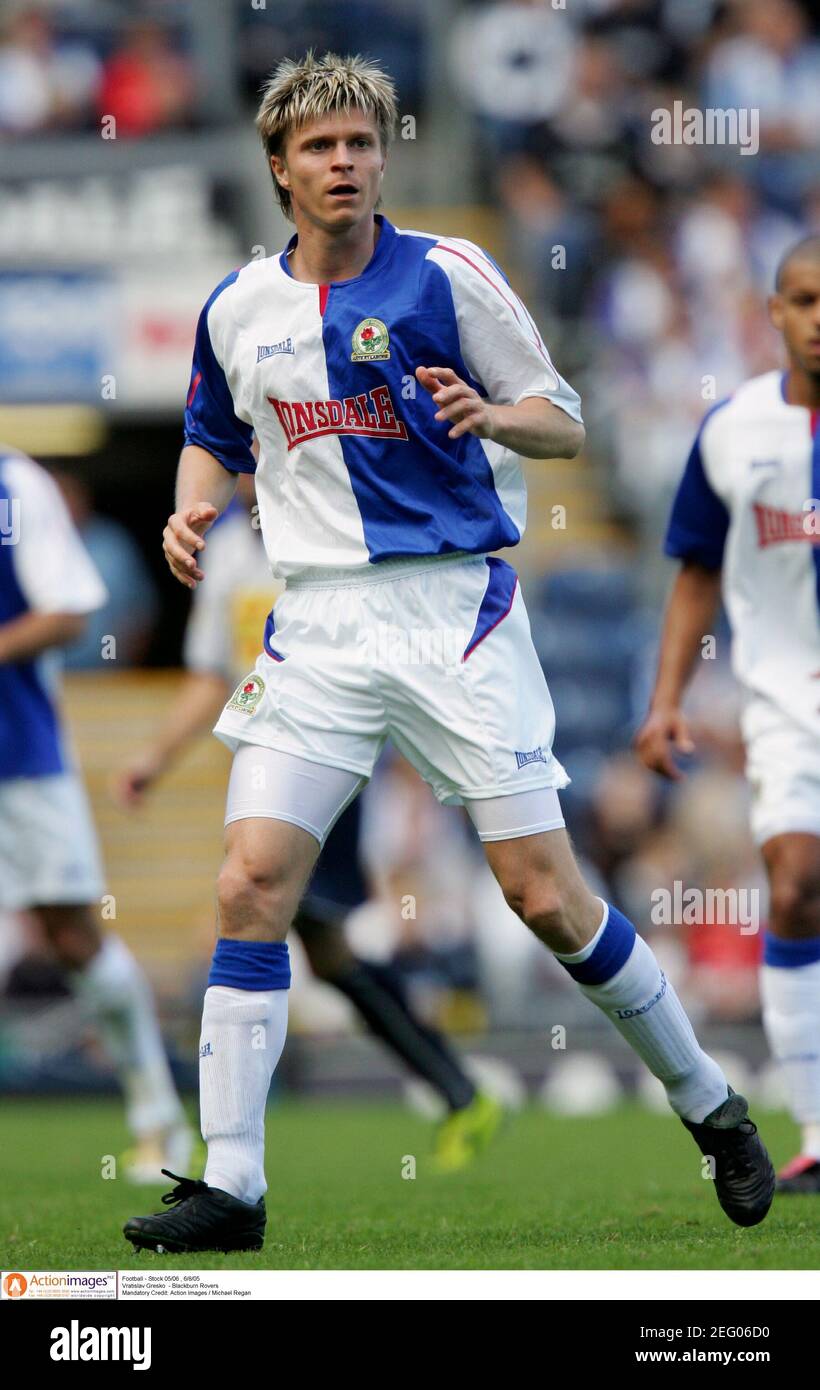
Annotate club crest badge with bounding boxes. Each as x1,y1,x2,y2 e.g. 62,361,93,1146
351,317,390,362
226,673,265,716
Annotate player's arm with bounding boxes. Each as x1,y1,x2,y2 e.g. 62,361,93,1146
416,367,585,459
163,444,238,590
119,502,244,806
634,561,723,780
417,246,585,460
114,669,230,807
0,610,87,664
166,281,257,589
1,457,108,661
635,408,730,780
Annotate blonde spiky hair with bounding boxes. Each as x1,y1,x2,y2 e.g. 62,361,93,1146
256,51,398,221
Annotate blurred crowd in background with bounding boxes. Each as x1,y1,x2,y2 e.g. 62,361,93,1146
1,0,818,1083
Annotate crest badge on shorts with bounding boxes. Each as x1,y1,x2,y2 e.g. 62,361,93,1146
226,673,265,716
351,317,390,361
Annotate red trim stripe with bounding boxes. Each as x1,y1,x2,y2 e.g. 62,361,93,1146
434,243,550,366
186,371,202,407
436,243,521,322
319,284,330,315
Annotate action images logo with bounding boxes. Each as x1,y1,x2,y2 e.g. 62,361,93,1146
268,384,409,451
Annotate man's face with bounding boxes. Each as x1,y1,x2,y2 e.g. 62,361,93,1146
769,259,820,377
271,108,386,232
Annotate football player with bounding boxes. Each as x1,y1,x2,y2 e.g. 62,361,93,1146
125,53,773,1254
637,235,820,1195
0,447,193,1182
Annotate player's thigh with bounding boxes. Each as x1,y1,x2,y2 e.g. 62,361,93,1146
219,745,366,933
224,744,366,847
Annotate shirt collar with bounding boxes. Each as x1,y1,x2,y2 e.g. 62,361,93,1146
278,214,395,282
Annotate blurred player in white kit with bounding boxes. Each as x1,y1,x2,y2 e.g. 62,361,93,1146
638,236,820,1194
0,447,193,1182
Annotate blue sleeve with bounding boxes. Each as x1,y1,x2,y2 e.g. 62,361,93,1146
183,273,256,475
664,411,730,570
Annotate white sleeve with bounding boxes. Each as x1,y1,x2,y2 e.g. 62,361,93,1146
424,239,583,421
5,456,108,614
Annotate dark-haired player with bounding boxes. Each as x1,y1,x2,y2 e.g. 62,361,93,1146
638,235,820,1195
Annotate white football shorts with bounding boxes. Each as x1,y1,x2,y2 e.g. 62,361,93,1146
214,552,569,844
742,696,820,845
0,771,106,909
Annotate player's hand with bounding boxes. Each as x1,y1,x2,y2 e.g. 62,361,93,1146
415,366,496,441
111,749,165,809
633,707,695,781
162,503,218,589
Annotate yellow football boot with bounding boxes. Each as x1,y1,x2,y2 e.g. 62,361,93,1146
431,1091,505,1174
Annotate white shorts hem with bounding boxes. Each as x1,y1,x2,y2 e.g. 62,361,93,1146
213,727,374,781
753,815,820,847
1,883,104,911
224,807,324,846
450,775,570,803
475,816,566,843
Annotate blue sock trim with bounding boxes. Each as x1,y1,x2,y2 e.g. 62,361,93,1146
208,939,291,990
763,932,820,969
560,904,636,985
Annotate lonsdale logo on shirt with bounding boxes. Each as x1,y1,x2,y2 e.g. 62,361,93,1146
226,673,265,716
351,317,390,361
753,502,820,548
268,384,409,451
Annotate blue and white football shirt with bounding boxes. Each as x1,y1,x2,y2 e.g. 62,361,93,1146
0,450,107,780
665,370,820,735
184,214,583,578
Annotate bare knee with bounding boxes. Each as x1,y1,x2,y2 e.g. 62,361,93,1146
495,857,604,951
501,875,565,934
216,855,298,938
486,830,601,951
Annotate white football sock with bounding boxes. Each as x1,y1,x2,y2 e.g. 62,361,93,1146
71,934,186,1137
199,985,288,1204
556,904,729,1122
760,958,820,1157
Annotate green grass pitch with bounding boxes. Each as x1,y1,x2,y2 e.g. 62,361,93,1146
1,1098,817,1270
